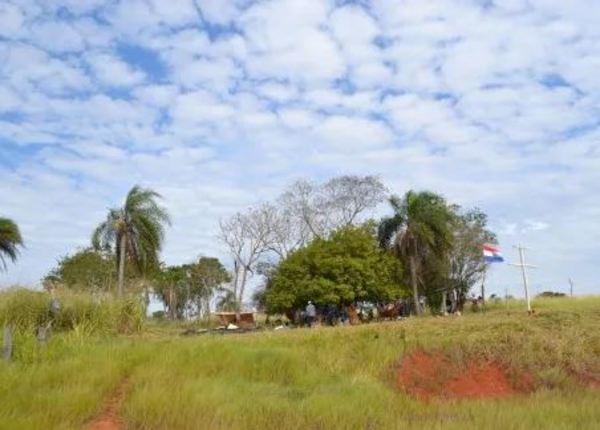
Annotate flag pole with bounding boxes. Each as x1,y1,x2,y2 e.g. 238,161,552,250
481,268,487,307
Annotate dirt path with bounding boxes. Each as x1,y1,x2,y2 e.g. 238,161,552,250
86,379,131,430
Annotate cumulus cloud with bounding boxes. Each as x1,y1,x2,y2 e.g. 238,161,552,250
1,0,599,297
87,52,146,87
0,2,25,37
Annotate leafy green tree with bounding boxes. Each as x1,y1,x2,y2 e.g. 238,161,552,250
154,265,189,320
378,191,454,315
447,207,497,308
92,185,170,296
44,248,116,290
265,225,404,315
153,258,230,321
0,217,23,270
190,257,231,320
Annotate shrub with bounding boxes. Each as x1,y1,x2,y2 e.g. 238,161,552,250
537,291,567,298
0,287,145,335
152,310,166,320
0,288,51,332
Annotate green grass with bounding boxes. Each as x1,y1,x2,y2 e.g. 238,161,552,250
1,296,599,429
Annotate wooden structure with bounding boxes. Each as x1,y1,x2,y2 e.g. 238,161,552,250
214,312,256,329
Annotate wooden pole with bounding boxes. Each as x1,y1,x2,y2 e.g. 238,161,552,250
3,326,13,362
509,244,537,314
518,246,531,313
569,278,574,298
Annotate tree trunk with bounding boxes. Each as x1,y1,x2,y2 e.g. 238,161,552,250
169,286,176,320
236,266,249,322
197,297,202,321
451,289,457,313
409,255,421,315
205,297,211,330
440,291,447,315
117,234,127,297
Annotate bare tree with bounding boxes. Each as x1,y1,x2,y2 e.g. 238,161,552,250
278,179,323,237
219,175,387,313
280,175,387,239
261,203,311,259
218,205,275,311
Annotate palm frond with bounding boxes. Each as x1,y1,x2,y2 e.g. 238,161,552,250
0,217,24,270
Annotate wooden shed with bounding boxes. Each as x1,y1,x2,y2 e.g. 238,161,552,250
214,312,256,329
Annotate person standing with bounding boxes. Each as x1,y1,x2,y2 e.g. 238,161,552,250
305,301,317,327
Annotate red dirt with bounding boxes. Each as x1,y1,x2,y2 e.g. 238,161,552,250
87,379,130,430
397,350,532,401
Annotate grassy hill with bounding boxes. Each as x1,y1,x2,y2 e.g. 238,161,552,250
1,296,599,429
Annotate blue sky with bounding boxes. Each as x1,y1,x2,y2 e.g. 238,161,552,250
1,0,599,297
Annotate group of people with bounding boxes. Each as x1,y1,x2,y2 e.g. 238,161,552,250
300,299,414,327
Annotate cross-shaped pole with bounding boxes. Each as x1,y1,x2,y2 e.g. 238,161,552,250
509,244,537,314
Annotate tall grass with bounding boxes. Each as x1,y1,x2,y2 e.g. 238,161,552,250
121,299,600,430
0,296,599,429
0,337,151,429
0,287,145,335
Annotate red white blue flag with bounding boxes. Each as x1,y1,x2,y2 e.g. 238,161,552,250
483,245,504,263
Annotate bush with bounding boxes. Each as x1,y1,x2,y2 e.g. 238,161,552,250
537,291,567,298
152,310,166,320
0,288,145,335
0,288,51,332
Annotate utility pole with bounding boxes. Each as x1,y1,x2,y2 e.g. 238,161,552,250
568,278,574,298
509,244,537,314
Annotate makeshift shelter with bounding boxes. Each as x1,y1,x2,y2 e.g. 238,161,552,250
214,312,256,329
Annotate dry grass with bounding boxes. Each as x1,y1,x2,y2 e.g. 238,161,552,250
1,295,599,429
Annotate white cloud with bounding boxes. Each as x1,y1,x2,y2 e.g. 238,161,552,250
170,90,235,124
198,0,240,24
241,0,345,84
87,52,146,87
2,0,600,297
147,0,198,27
133,84,179,107
312,115,393,151
0,2,25,37
0,43,91,95
28,20,85,53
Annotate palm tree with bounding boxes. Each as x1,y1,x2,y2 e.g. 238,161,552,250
378,191,454,315
92,185,171,296
0,218,23,270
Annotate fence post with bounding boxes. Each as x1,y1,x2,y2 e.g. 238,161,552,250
3,325,13,362
37,322,51,345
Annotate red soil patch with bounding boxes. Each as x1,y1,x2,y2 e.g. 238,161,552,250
87,379,130,430
397,350,532,401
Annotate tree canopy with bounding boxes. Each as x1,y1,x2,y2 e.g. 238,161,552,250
92,185,171,296
0,217,23,271
43,248,140,292
378,190,455,314
265,224,405,315
44,248,116,291
153,257,230,320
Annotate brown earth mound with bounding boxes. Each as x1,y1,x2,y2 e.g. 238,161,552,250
397,350,533,401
